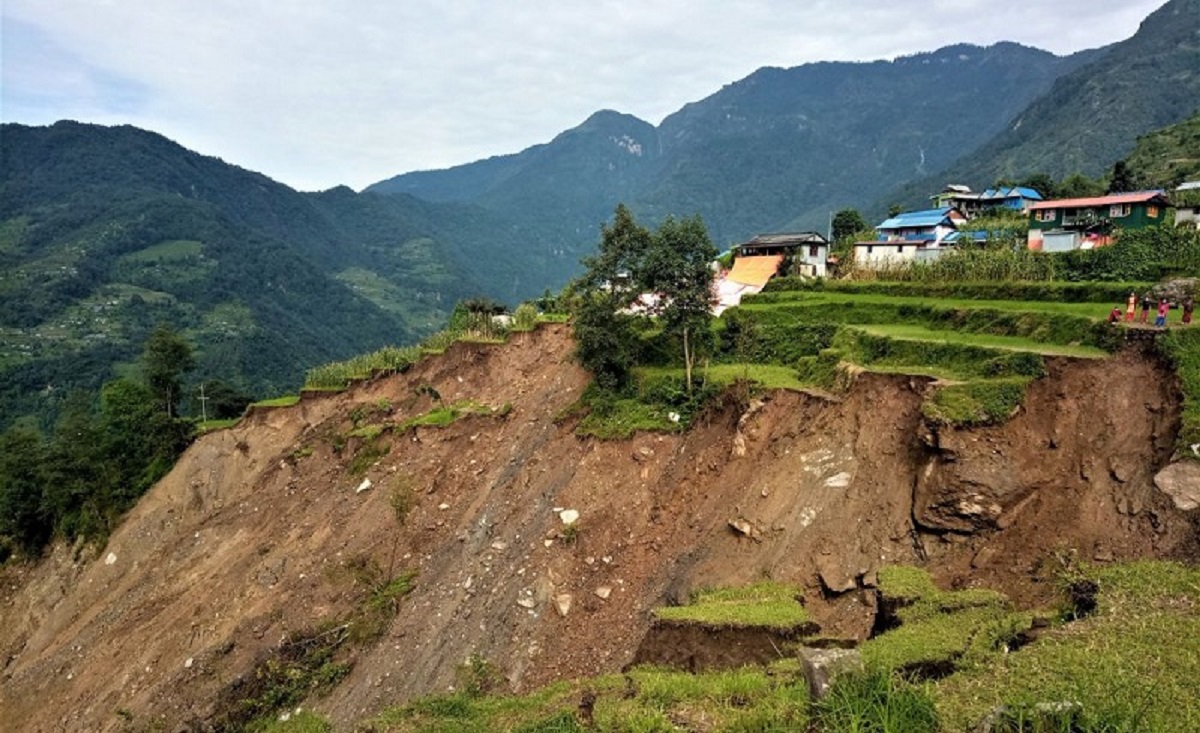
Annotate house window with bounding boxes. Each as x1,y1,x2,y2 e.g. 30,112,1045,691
1037,209,1055,222
1148,205,1160,218
867,245,874,255
1110,204,1131,217
809,244,819,258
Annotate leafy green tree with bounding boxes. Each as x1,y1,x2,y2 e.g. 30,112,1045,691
571,205,717,393
1057,173,1105,199
1017,173,1057,199
0,426,50,555
41,392,110,541
832,209,868,242
638,215,717,392
570,204,653,390
1107,160,1142,194
191,379,253,421
142,325,195,417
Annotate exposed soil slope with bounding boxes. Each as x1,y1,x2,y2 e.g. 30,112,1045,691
1,325,1195,731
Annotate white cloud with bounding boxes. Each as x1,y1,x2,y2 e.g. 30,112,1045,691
1,0,1167,191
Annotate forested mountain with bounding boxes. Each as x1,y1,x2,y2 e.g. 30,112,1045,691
371,42,1099,245
1124,110,1200,188
884,0,1200,208
0,122,499,428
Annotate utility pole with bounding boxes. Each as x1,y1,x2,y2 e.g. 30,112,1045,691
197,383,209,423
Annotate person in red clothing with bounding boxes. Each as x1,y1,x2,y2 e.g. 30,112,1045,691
1125,291,1137,322
1108,306,1123,324
1184,297,1195,325
1140,292,1153,323
1155,298,1170,328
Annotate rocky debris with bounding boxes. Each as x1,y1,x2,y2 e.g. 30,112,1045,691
816,555,860,594
727,518,761,541
104,553,117,566
1153,461,1200,511
824,472,852,488
799,646,863,701
554,594,573,617
355,478,373,494
594,587,612,600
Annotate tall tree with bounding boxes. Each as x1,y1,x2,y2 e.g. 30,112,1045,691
831,208,868,241
142,325,195,417
638,215,717,392
570,205,653,390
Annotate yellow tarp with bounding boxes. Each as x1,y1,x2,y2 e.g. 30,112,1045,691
726,255,783,287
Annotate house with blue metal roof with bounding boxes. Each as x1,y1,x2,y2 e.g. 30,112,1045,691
932,185,1043,217
852,207,965,269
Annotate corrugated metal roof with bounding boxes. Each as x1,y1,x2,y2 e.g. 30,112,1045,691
737,231,828,248
878,210,951,229
1029,190,1168,210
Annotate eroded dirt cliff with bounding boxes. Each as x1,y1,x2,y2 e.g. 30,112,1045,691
1,325,1196,731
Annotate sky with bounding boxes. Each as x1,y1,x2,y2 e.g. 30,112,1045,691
2,1,1167,192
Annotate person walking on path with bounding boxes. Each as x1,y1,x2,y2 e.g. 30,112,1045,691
1184,297,1195,325
1140,292,1154,324
1156,298,1170,328
1125,291,1137,322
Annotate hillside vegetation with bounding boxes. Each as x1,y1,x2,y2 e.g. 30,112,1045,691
888,0,1200,208
0,122,510,428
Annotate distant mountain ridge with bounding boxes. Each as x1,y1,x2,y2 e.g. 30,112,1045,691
371,41,1099,245
881,0,1200,210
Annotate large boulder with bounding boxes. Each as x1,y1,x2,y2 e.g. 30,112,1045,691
798,646,863,701
1154,461,1200,511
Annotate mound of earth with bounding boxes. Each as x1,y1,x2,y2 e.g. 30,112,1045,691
1,324,1196,731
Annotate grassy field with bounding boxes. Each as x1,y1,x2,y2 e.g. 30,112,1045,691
852,324,1107,358
744,291,1115,319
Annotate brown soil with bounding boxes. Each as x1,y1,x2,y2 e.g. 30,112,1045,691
631,622,819,672
1,325,1196,731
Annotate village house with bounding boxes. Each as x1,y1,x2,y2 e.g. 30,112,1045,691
932,185,1043,217
1027,190,1171,251
713,231,829,314
853,207,965,269
733,231,829,277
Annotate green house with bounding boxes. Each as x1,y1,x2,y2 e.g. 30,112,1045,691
1027,190,1171,251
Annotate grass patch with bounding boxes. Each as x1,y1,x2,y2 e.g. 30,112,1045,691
373,666,809,733
815,668,939,733
249,710,333,732
397,400,511,432
855,324,1107,358
1158,327,1200,455
922,378,1033,427
641,363,814,392
251,394,301,408
196,418,240,433
653,581,811,632
305,345,421,390
348,440,390,476
864,567,1018,676
933,561,1200,732
760,279,1152,304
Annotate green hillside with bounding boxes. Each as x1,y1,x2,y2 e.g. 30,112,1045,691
886,0,1200,207
0,122,497,428
1124,110,1200,188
